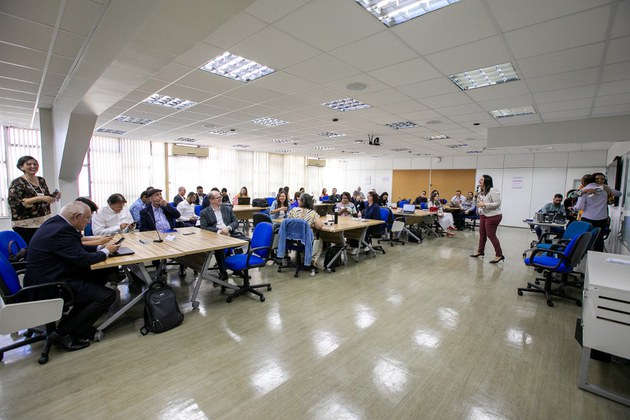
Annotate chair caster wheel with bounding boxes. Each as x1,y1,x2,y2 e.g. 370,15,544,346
38,355,49,365
94,330,104,342
0,352,4,362
24,330,34,338
294,273,299,277
267,285,272,291
192,301,199,309
517,290,523,296
260,296,265,302
547,301,554,307
226,296,232,303
278,268,282,272
577,301,582,307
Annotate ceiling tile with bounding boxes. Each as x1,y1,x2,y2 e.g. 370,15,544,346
393,0,496,55
425,36,511,75
611,0,630,38
537,98,592,112
504,6,610,59
516,43,605,79
245,0,310,24
52,29,86,59
602,62,630,83
253,71,316,95
368,57,441,88
465,81,530,102
0,42,45,69
605,36,630,64
398,77,461,100
532,85,597,104
597,79,630,97
330,31,418,73
594,92,630,108
0,14,53,51
60,0,103,36
527,67,600,93
421,92,473,109
284,54,360,85
0,62,42,83
540,109,592,121
353,90,413,108
203,11,267,51
0,0,61,27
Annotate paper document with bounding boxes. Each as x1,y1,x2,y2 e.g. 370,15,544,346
605,257,630,266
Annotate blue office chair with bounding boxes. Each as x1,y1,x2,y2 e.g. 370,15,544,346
464,210,479,230
367,207,390,255
519,231,592,307
0,254,74,364
536,220,591,250
419,202,428,210
266,197,275,206
397,199,410,208
83,222,93,237
223,222,273,303
0,230,28,269
194,205,202,216
277,218,316,277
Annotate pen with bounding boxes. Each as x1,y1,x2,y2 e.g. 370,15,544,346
139,239,147,244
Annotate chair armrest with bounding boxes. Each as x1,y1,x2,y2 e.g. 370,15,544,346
246,245,272,266
5,282,75,307
528,248,566,270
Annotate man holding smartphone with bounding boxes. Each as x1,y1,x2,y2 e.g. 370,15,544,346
92,193,136,236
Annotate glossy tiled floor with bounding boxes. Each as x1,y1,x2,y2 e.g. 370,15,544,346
1,227,629,419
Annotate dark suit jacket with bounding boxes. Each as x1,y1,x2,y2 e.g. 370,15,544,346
139,204,180,231
199,205,238,233
173,194,184,206
195,193,207,205
24,215,107,288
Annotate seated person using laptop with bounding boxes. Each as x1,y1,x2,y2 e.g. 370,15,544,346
232,186,249,205
534,193,566,239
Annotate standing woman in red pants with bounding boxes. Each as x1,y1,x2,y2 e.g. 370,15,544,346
470,175,504,263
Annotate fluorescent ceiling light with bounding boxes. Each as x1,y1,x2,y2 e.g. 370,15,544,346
271,138,292,143
144,94,196,110
175,137,197,143
449,62,519,91
447,143,469,148
385,121,418,130
250,117,288,127
199,52,275,83
489,105,536,119
314,146,335,150
322,98,371,112
208,129,236,136
466,150,483,154
356,0,461,27
232,144,251,149
95,128,126,135
277,149,293,153
391,148,410,152
319,131,346,138
115,115,153,125
425,134,449,140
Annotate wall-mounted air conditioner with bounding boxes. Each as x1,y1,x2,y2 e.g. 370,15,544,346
172,144,209,157
306,159,326,167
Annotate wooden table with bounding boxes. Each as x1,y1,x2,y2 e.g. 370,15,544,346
314,202,335,215
391,208,434,242
232,204,267,221
91,227,247,339
316,216,384,269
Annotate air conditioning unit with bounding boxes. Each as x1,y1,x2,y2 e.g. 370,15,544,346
306,159,326,167
172,144,209,157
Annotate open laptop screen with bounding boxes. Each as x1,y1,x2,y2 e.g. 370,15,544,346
402,204,415,213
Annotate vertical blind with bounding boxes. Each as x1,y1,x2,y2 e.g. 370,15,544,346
1,126,351,218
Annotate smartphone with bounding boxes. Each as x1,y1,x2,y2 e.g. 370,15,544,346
115,237,125,245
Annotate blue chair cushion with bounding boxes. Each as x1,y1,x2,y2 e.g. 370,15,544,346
525,255,572,273
224,254,265,271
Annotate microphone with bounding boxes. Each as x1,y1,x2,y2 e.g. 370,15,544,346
153,229,163,243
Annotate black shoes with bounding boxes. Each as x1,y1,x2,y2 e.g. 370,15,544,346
218,272,229,281
50,332,90,352
489,255,505,264
469,253,484,258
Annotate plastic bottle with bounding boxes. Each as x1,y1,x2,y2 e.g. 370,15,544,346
334,208,339,224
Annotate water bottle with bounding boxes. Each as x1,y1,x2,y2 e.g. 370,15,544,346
334,208,339,224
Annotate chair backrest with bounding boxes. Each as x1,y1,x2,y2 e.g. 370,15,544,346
253,212,272,226
379,207,392,225
585,227,600,251
266,197,275,206
194,205,202,216
0,253,22,296
0,230,28,260
562,220,591,240
420,202,428,210
398,200,410,207
250,222,273,259
564,232,593,267
84,222,93,237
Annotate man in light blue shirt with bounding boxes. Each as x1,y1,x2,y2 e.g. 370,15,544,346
129,190,149,228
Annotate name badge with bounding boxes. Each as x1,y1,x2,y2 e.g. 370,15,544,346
37,193,44,197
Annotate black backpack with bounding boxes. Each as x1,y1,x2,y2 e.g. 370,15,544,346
252,198,268,208
323,246,344,272
140,281,184,335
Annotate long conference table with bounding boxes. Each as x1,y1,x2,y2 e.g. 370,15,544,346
90,227,247,340
315,216,384,269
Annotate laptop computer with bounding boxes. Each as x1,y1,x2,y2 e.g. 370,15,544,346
316,206,329,217
237,197,251,205
402,204,416,214
112,246,135,257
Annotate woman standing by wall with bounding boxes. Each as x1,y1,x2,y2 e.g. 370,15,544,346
8,155,59,244
470,175,504,263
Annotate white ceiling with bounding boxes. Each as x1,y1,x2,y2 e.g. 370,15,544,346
1,0,629,159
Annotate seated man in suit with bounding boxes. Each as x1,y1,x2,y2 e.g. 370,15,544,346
140,188,181,232
173,186,186,206
24,201,121,351
195,185,207,205
199,190,243,280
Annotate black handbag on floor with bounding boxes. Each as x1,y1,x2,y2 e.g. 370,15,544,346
140,281,184,335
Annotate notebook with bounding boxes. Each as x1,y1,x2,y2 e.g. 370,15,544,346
402,204,416,214
237,197,251,205
112,246,135,257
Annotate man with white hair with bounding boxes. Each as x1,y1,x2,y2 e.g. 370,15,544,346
24,201,121,352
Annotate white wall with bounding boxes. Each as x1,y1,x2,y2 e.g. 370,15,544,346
340,151,607,228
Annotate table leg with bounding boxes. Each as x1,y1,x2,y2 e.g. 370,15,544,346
190,251,239,308
578,346,630,406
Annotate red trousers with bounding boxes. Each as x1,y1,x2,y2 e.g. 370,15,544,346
477,214,503,257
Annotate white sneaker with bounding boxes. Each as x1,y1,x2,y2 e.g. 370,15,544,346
350,248,359,256
363,246,371,253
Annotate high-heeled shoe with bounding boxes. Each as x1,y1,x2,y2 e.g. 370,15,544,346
446,232,455,237
469,253,484,258
489,255,505,264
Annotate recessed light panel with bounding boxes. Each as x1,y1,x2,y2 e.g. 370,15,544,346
385,121,418,130
199,52,275,83
449,62,519,91
489,105,536,119
271,138,292,143
322,98,370,112
232,144,251,149
319,131,346,138
447,143,469,148
277,149,293,153
314,146,335,151
466,150,483,154
425,134,449,140
115,115,153,125
95,128,126,135
175,137,197,143
208,129,237,136
356,0,461,27
144,94,196,110
250,117,288,127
